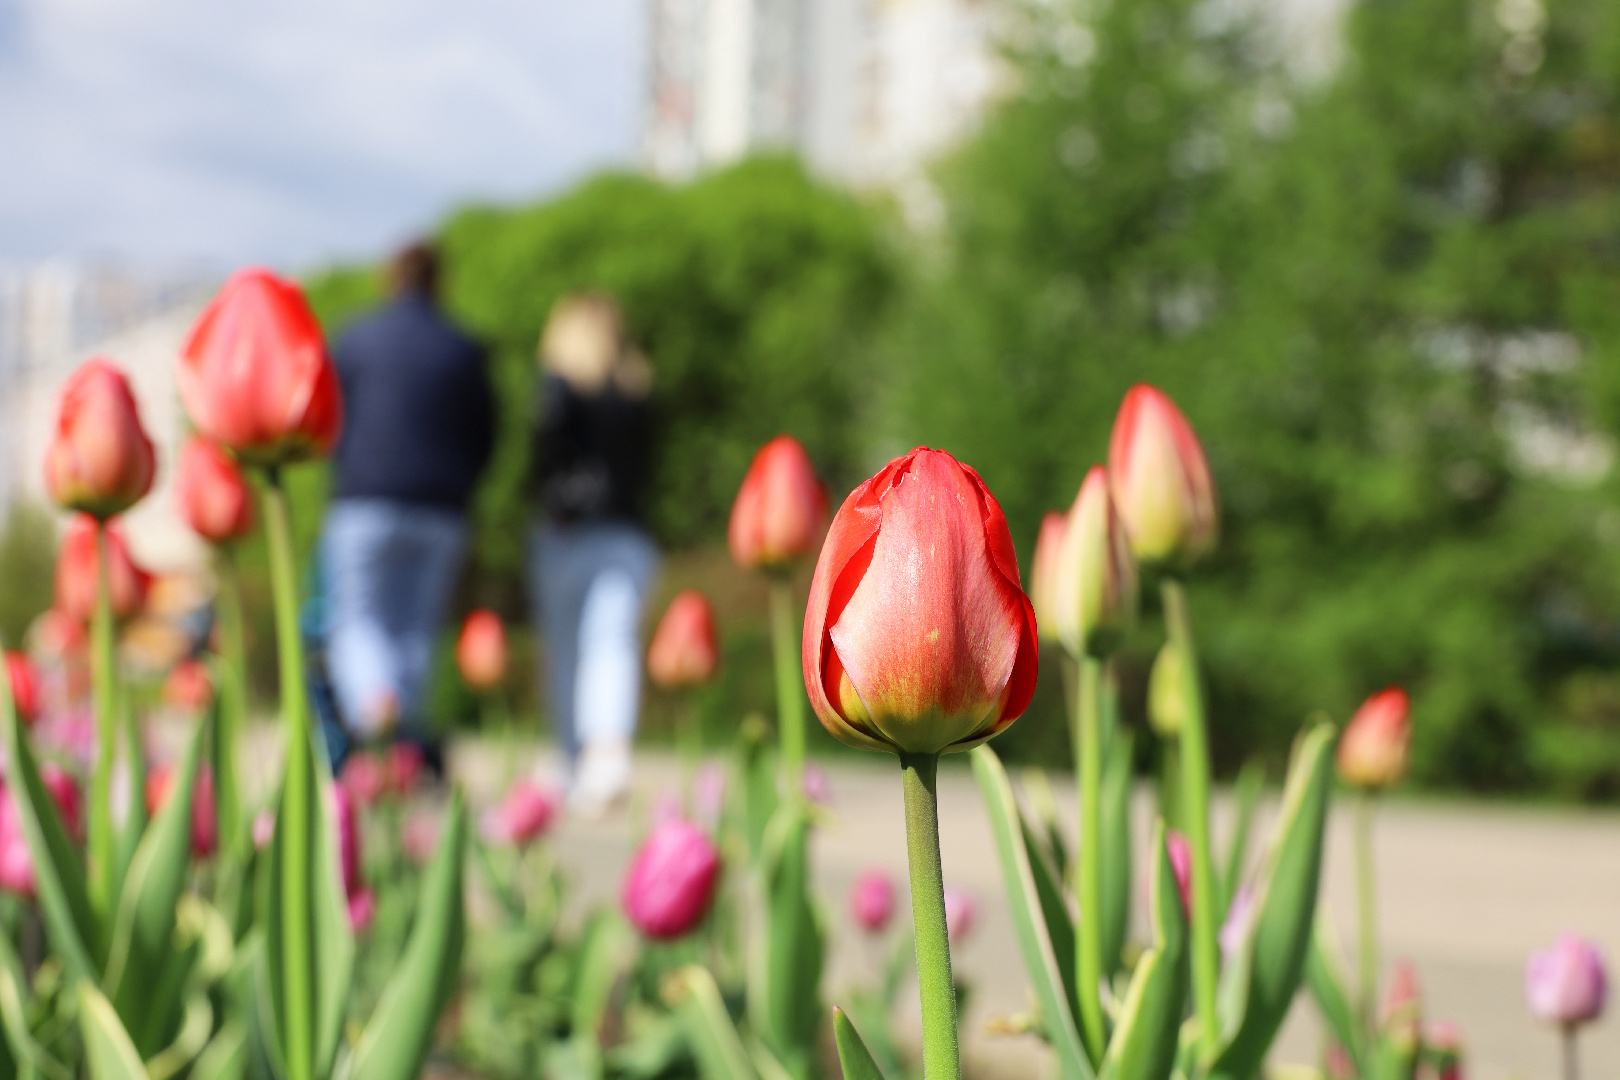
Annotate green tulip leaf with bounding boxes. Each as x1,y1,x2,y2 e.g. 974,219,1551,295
832,1008,888,1080
1100,729,1134,977
671,965,757,1080
1099,822,1188,1080
1208,721,1336,1079
733,716,778,860
189,1024,247,1080
748,802,823,1072
78,981,149,1080
344,791,466,1080
1220,762,1265,919
970,745,1094,1080
1019,814,1080,1030
571,911,629,1041
113,691,147,908
0,929,71,1080
144,994,212,1080
1304,914,1363,1073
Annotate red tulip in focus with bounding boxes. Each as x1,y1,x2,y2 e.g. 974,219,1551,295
647,590,720,689
178,268,343,465
850,869,896,933
43,358,156,519
1526,934,1607,1027
481,779,558,846
1166,830,1193,915
55,515,150,623
802,448,1039,756
174,436,254,543
456,609,507,692
1107,385,1218,571
943,887,977,945
145,764,218,858
5,653,38,724
384,742,425,794
1053,466,1137,658
1337,687,1411,790
728,435,827,571
1029,511,1067,643
621,818,721,940
330,785,375,933
163,659,214,713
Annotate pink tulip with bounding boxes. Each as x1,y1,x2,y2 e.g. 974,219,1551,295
1382,960,1422,1048
728,435,827,571
1107,384,1218,571
621,818,721,940
1165,830,1193,915
340,753,387,805
162,659,214,714
456,609,507,692
0,789,34,898
943,887,977,945
647,591,720,689
481,780,558,846
347,889,377,934
1526,934,1606,1028
1029,511,1067,643
332,785,362,898
1337,687,1411,790
43,358,156,519
850,869,896,933
384,742,425,795
1426,1021,1464,1080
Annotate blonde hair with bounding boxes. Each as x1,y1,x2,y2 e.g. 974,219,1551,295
538,292,651,398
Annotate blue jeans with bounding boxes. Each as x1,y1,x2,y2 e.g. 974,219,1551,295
530,521,658,761
322,499,468,740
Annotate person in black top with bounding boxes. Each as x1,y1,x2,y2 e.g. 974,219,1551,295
319,242,494,763
528,292,657,815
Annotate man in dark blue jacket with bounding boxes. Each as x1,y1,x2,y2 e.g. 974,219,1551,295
319,243,493,762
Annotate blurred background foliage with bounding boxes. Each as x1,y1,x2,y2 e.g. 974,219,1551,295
279,0,1620,796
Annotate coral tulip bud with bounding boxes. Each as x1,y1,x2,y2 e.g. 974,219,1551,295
647,591,720,689
944,887,977,944
55,515,150,624
728,435,827,571
178,267,343,465
1337,687,1411,790
162,659,214,713
1166,829,1193,914
621,818,721,940
43,359,156,519
802,448,1039,756
5,653,38,725
174,437,254,543
1107,384,1218,571
1029,511,1067,643
1147,641,1189,737
456,610,507,692
1053,467,1137,658
481,780,558,846
145,764,217,858
850,868,896,933
1526,934,1606,1028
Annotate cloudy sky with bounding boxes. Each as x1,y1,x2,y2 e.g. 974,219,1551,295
0,0,643,271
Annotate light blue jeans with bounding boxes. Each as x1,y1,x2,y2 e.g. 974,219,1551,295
322,499,468,739
530,521,658,762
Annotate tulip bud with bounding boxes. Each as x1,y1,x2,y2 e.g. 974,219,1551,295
1053,467,1137,658
647,590,720,689
802,448,1040,756
348,889,377,934
456,609,507,692
5,652,38,725
178,267,343,465
340,752,387,806
944,887,977,945
728,435,827,571
1425,1021,1463,1080
145,763,217,858
39,762,82,841
0,787,35,898
1146,641,1189,737
1526,934,1607,1028
1382,960,1422,1052
850,868,897,933
55,515,150,624
621,818,721,940
1165,829,1193,915
174,437,254,543
1337,687,1411,790
384,742,425,795
401,811,439,866
43,358,156,519
481,780,558,846
1107,384,1218,571
1029,511,1067,643
162,659,214,714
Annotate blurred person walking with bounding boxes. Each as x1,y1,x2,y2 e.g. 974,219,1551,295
530,293,656,816
320,242,494,770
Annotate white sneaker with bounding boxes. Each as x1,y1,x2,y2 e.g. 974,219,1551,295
569,737,632,819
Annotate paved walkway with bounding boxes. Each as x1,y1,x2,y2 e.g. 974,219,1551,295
444,740,1620,1080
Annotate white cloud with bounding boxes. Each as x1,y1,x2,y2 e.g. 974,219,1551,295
0,0,644,268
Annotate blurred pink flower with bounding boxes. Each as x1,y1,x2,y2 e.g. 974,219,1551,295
347,888,376,934
384,742,425,795
621,818,721,940
802,762,832,805
330,785,372,932
1526,934,1606,1027
850,869,896,934
252,809,276,850
38,762,82,841
1165,830,1192,914
340,753,386,805
944,887,977,945
0,785,35,898
145,763,215,858
650,789,683,827
402,811,439,866
1219,884,1255,962
693,762,726,824
481,780,558,847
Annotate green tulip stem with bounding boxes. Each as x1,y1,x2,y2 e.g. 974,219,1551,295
87,521,117,924
1161,577,1219,1055
1075,653,1107,1063
262,474,314,1080
768,576,805,792
899,751,960,1080
1563,1024,1580,1080
1355,790,1379,1035
214,547,247,853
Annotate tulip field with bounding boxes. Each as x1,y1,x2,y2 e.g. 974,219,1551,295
0,261,1610,1080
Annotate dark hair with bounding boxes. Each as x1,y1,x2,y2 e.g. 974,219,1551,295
389,241,440,298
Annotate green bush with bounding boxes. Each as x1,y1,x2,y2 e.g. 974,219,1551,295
0,501,57,648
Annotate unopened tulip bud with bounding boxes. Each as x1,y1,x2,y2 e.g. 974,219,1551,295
481,780,557,846
802,448,1039,756
1165,830,1193,914
1053,466,1137,658
728,435,827,571
1337,687,1411,790
944,887,977,945
1146,641,1189,737
5,653,38,725
330,785,365,903
456,609,507,692
55,515,150,624
174,437,254,543
1526,934,1606,1028
178,268,343,465
1425,1021,1463,1080
1107,384,1218,571
621,818,721,940
44,359,156,519
851,869,897,933
647,590,720,689
0,787,35,898
1029,511,1067,643
1382,960,1422,1050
